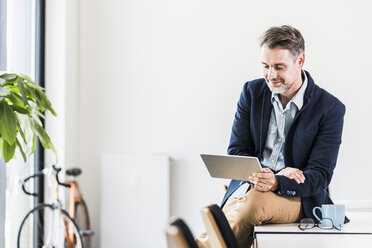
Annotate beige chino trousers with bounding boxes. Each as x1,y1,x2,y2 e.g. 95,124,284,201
197,188,302,248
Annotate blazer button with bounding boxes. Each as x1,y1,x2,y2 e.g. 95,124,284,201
292,191,296,195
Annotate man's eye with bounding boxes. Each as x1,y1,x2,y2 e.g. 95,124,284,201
275,66,284,70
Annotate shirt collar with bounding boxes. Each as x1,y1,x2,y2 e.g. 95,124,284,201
271,70,308,111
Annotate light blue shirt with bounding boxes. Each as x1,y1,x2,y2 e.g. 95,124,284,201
230,71,308,198
261,72,308,171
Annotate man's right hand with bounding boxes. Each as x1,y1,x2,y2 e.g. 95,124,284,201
277,167,305,184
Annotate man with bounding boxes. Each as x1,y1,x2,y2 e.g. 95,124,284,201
197,25,347,248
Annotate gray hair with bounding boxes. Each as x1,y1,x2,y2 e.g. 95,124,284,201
259,25,305,58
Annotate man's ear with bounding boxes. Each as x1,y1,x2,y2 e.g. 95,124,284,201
297,52,305,68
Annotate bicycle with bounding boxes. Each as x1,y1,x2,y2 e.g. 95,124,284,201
17,165,93,248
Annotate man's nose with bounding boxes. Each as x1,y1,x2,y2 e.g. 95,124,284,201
268,67,277,80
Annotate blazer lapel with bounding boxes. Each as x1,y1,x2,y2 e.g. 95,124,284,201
259,88,272,158
289,71,315,129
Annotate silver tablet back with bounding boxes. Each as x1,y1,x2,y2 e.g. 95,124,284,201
201,154,262,180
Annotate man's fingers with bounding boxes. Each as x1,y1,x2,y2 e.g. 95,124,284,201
257,173,271,179
248,176,256,185
277,167,305,183
298,172,305,182
249,176,270,186
294,171,305,183
278,167,304,175
253,182,265,192
253,172,273,179
290,172,305,184
251,176,275,190
293,176,301,184
254,181,272,192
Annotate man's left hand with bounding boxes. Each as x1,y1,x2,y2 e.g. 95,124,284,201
248,168,278,192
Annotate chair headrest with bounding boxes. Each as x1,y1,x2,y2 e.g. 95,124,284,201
207,204,239,248
170,218,199,248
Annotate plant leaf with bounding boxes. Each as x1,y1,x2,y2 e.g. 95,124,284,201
0,101,18,145
25,85,45,111
16,138,27,162
17,77,29,105
11,105,29,114
8,92,26,107
30,118,54,150
16,114,34,154
3,140,16,162
30,110,43,126
17,120,27,144
30,119,57,162
7,93,30,115
20,74,37,86
35,87,57,116
3,77,18,86
31,133,36,154
0,73,17,80
32,107,45,119
6,84,21,95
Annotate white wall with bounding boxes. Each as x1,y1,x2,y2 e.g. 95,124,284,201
47,0,372,246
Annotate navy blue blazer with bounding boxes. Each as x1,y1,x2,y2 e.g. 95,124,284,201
222,71,348,223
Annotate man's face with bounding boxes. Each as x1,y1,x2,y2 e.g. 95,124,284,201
260,46,304,97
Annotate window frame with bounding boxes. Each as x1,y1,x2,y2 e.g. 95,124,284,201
0,0,7,245
0,0,46,246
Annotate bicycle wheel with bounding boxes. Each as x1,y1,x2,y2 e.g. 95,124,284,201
75,199,92,248
17,203,83,248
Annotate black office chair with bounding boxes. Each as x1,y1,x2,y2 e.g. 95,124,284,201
201,204,239,248
166,218,199,248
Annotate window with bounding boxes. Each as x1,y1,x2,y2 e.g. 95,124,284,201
0,0,8,245
0,0,45,246
0,0,6,71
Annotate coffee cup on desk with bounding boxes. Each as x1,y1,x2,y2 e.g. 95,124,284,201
312,204,345,229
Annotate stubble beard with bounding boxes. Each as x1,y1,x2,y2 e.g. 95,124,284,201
266,79,293,94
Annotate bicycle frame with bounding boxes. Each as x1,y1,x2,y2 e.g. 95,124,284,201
57,172,90,245
55,180,77,247
64,180,90,243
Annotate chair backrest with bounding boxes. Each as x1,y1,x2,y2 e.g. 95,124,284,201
166,218,199,248
201,204,239,248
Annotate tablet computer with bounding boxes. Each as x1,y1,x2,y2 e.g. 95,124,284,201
200,154,262,181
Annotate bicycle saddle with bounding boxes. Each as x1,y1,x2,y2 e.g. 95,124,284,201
66,168,82,176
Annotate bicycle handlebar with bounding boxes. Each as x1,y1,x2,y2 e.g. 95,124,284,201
53,165,71,188
22,172,44,196
21,165,71,197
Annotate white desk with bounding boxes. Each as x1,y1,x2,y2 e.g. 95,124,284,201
254,212,372,248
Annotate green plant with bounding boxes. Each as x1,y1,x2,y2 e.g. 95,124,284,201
0,72,57,163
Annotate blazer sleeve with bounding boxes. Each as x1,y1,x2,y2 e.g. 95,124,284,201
227,83,255,156
275,102,346,198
